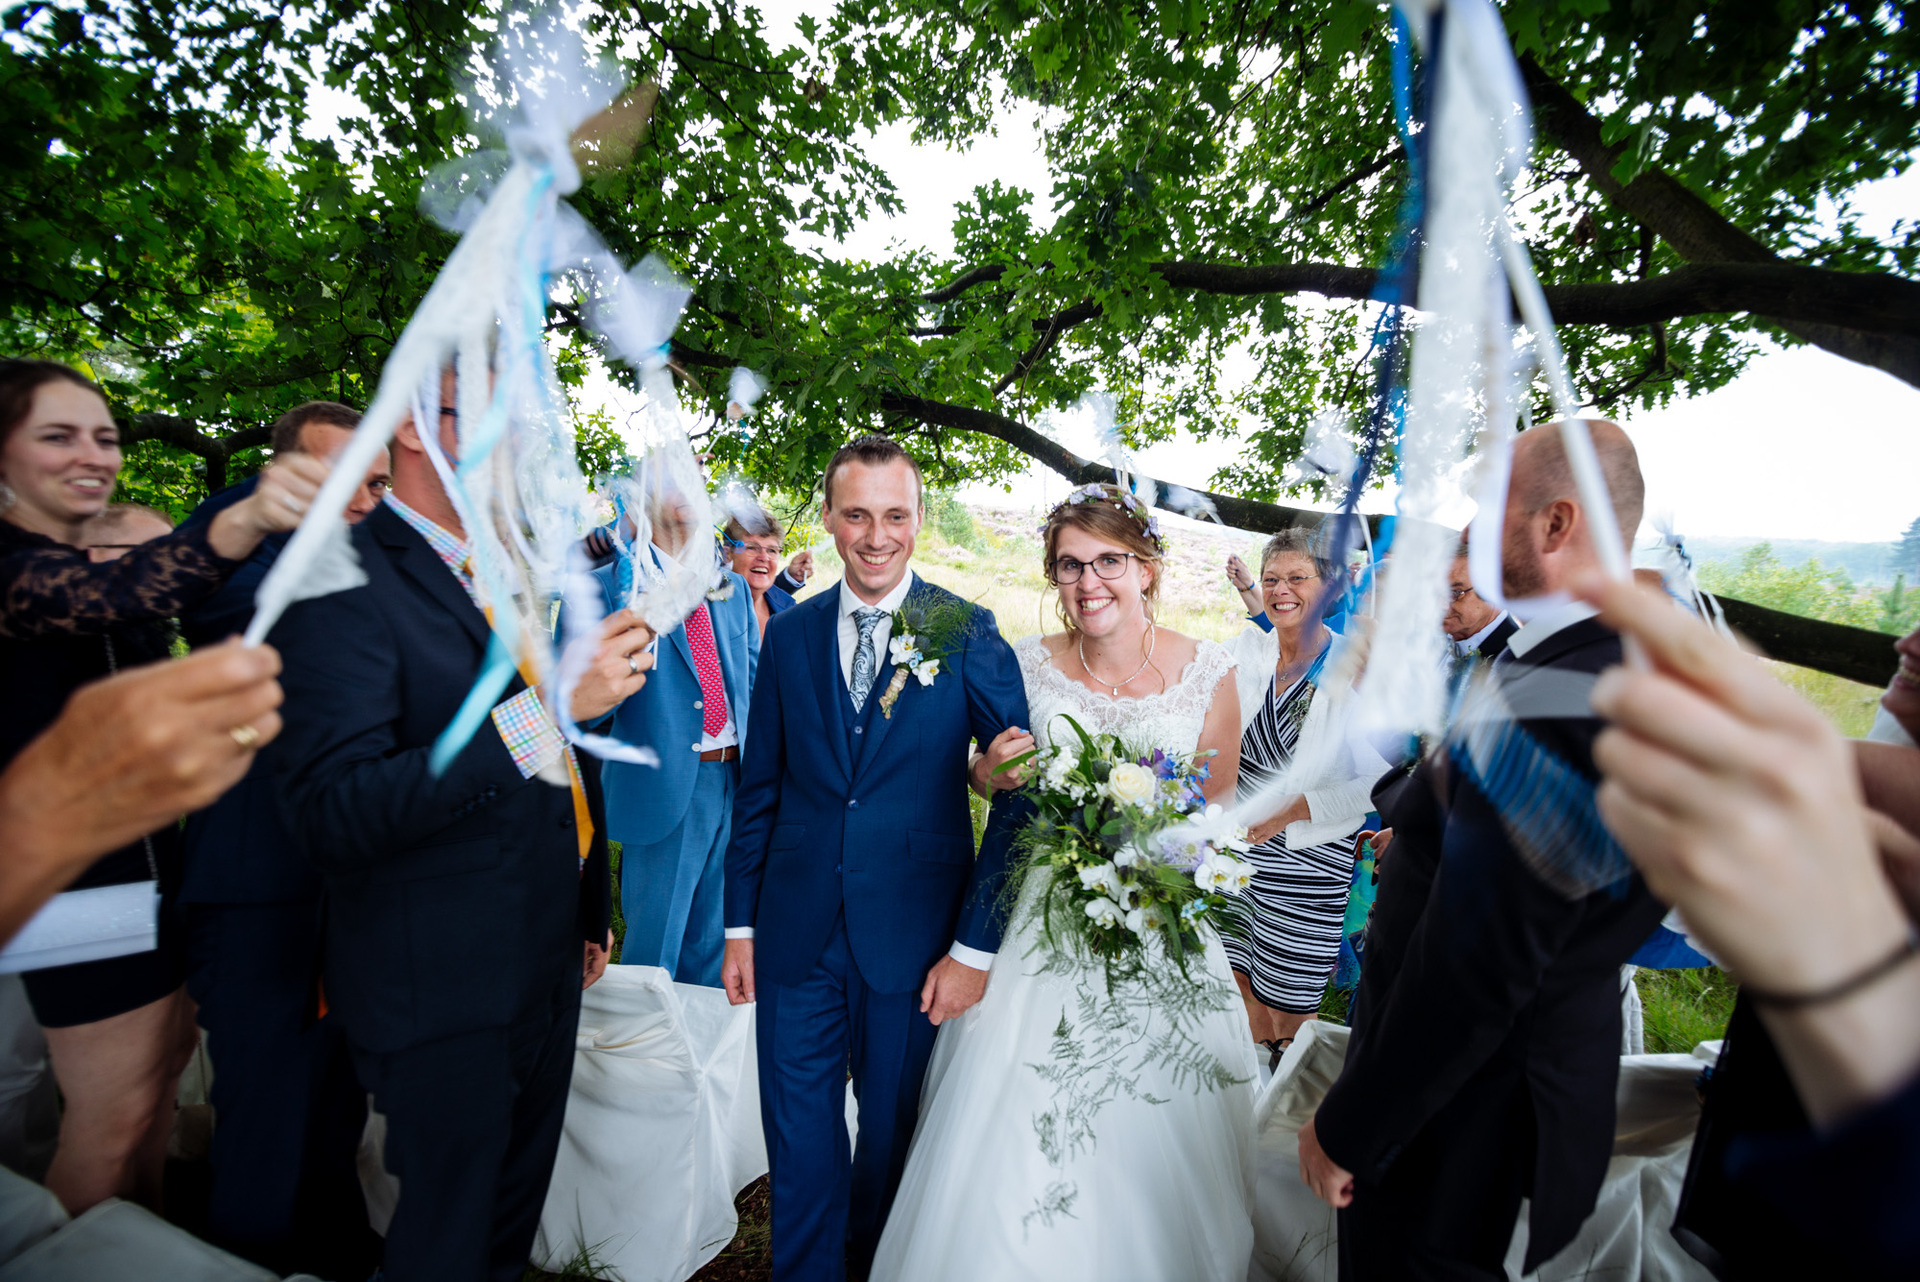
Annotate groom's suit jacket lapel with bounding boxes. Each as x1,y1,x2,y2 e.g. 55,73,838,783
802,589,854,787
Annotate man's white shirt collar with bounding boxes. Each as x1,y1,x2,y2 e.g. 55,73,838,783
1455,610,1510,656
1506,599,1600,660
838,572,913,618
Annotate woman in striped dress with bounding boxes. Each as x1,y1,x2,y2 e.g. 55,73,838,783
1224,528,1389,1065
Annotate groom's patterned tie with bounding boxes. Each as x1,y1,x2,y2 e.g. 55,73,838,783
849,607,887,712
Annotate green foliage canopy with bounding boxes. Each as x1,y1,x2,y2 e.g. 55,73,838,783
2,0,1915,518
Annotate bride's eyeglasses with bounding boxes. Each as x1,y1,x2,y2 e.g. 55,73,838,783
1048,552,1139,585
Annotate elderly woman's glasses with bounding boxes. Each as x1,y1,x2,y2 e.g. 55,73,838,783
1049,552,1138,584
1262,573,1319,590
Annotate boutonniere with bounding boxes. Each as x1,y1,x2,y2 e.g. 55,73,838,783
876,596,975,719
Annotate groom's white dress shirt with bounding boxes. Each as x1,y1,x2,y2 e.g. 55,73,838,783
725,571,998,972
1504,598,1599,660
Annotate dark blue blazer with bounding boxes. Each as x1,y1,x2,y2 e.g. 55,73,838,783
176,477,312,904
764,583,796,616
725,575,1029,994
270,503,611,1053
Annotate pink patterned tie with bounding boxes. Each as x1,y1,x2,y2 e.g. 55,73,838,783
683,603,730,738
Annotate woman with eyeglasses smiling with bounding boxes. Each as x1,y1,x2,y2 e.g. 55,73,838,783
723,513,797,636
1224,526,1391,1069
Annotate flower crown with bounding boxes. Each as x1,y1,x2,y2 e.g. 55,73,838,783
1039,482,1165,551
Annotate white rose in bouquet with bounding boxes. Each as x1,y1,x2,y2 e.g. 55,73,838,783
1105,761,1156,806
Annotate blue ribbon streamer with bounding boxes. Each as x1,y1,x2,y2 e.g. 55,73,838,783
1449,709,1633,899
430,633,522,776
1304,3,1430,636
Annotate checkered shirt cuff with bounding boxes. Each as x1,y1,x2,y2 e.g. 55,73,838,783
492,689,567,780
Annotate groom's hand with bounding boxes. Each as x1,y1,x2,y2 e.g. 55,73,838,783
723,938,756,1005
920,955,988,1025
972,727,1036,794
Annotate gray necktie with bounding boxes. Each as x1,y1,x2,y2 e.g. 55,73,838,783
849,607,887,712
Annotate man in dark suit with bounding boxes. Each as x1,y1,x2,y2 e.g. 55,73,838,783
722,435,1029,1282
1299,419,1669,1280
175,400,390,1276
1444,548,1517,664
269,374,654,1282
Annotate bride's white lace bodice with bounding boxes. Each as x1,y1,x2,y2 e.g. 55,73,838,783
1016,634,1236,760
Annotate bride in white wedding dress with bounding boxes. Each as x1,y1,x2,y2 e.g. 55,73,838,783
871,485,1259,1282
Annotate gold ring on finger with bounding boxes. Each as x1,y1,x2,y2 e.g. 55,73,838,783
229,723,261,750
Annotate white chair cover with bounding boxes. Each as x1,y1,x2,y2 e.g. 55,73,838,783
0,1163,300,1281
532,965,766,1281
1249,1021,1721,1282
0,978,56,1182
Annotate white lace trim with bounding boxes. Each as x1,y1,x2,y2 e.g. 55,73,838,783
1016,634,1236,749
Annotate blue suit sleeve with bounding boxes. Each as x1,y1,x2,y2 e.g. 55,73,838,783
725,614,788,931
954,607,1031,956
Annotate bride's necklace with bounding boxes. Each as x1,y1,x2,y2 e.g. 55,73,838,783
1079,624,1157,697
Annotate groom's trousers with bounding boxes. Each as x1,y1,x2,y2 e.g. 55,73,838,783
758,910,938,1282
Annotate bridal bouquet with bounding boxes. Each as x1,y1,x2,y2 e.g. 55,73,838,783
1005,716,1254,974
1000,716,1257,1228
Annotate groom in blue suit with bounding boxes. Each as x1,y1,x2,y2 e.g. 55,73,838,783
724,436,1029,1281
592,529,758,988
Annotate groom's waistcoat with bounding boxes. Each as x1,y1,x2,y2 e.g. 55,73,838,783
724,576,1030,994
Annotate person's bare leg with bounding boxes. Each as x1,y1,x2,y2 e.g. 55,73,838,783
130,989,199,1210
42,986,189,1215
1233,971,1276,1044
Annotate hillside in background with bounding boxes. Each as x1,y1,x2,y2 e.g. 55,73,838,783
1684,536,1902,586
785,497,1888,736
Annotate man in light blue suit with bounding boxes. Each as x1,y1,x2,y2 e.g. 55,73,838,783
593,531,758,989
723,436,1030,1282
